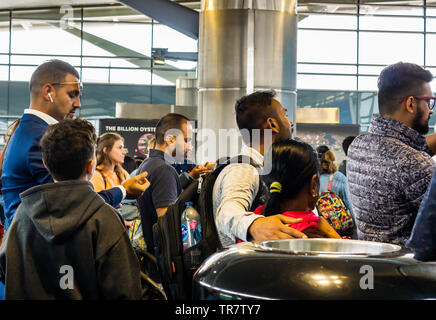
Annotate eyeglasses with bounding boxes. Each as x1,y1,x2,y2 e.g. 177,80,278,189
399,95,436,110
50,81,83,94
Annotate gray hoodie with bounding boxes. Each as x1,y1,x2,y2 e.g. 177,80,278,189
0,180,142,299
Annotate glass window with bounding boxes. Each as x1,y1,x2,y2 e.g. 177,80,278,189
426,6,436,17
298,63,357,75
0,54,9,65
358,76,379,91
82,21,152,57
152,24,197,53
8,81,30,116
109,68,151,85
11,9,82,56
0,13,10,53
429,75,436,93
298,74,357,90
10,55,80,66
0,66,8,81
298,30,357,64
425,34,436,67
9,65,37,81
298,14,357,30
359,32,424,65
358,91,379,133
0,66,8,116
82,56,150,68
81,67,110,83
426,17,436,33
358,65,385,76
359,15,423,32
297,90,358,124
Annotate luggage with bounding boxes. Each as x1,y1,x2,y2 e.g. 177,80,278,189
316,174,354,237
153,156,265,300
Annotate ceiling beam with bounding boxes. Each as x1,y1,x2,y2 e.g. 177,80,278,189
118,0,199,40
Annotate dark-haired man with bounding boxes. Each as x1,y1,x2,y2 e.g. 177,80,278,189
213,90,306,247
1,59,149,229
338,136,355,176
0,118,146,299
347,62,436,245
135,113,195,280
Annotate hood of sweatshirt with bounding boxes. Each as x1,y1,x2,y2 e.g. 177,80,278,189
18,180,106,243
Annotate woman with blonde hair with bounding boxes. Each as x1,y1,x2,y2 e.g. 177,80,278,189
91,132,129,192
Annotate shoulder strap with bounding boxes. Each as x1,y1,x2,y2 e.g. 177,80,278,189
97,169,107,189
328,174,334,191
213,155,265,210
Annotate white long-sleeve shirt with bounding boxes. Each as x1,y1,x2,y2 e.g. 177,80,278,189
212,145,264,247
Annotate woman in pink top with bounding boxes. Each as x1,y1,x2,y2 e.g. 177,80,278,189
258,139,340,239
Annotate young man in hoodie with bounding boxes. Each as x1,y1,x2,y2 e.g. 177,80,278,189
0,118,148,299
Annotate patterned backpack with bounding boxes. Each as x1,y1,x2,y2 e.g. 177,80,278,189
316,174,354,237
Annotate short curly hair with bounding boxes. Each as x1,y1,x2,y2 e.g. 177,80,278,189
40,118,97,181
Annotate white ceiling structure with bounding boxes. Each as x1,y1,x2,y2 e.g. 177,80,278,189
0,0,200,11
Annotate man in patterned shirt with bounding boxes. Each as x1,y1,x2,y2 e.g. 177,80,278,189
347,62,436,245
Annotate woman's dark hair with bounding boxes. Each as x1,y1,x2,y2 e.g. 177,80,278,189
261,139,320,217
342,136,356,156
316,145,330,159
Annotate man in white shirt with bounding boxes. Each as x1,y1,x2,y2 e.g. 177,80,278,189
213,90,307,247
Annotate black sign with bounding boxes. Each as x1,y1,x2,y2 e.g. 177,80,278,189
99,118,160,159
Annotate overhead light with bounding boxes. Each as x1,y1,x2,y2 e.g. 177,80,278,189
152,48,168,66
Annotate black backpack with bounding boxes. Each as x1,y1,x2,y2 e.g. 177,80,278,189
152,155,266,300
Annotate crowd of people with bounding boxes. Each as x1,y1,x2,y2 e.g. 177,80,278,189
0,59,436,299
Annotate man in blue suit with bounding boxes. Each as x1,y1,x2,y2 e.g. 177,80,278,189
1,59,149,230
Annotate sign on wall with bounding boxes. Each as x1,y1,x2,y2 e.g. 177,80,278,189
99,118,160,159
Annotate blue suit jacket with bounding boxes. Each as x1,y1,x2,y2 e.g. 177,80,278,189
407,166,436,261
1,113,123,229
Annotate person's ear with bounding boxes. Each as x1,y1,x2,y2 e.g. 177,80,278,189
85,159,95,176
405,96,415,114
310,173,319,198
165,134,176,145
266,117,280,134
41,83,55,103
42,158,48,171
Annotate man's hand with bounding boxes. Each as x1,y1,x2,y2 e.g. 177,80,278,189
248,214,308,242
189,165,212,180
122,171,150,199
